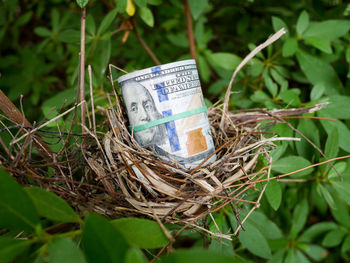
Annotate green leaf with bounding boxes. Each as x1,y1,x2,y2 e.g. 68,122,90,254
321,95,350,119
0,169,40,232
148,0,162,5
133,0,146,8
330,197,350,228
267,249,285,263
24,187,80,223
328,162,347,180
279,90,301,106
303,244,328,261
272,156,313,177
206,52,242,71
299,222,337,243
295,250,311,263
265,179,282,210
303,20,350,41
319,116,350,152
97,9,117,35
325,126,339,160
296,49,343,94
341,236,350,260
251,90,270,103
318,184,335,208
272,16,289,38
86,14,96,36
247,211,283,239
76,0,89,8
304,37,332,54
0,237,31,263
332,181,350,206
160,249,242,263
264,75,278,97
284,249,297,263
290,198,309,238
322,228,346,247
310,83,325,101
57,30,81,43
111,218,169,249
188,0,208,20
296,10,309,36
82,214,128,263
238,221,271,259
14,11,33,27
139,7,154,27
125,248,146,263
197,54,210,83
295,119,320,160
282,38,298,57
47,237,86,263
34,27,51,37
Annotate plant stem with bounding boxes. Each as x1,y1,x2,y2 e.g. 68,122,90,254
79,7,86,133
184,0,196,60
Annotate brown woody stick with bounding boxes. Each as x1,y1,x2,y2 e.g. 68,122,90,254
0,89,54,160
79,7,87,133
184,0,196,60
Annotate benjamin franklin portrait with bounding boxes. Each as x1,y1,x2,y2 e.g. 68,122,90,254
121,80,167,147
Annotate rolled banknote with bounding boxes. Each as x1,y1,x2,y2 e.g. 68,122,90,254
118,59,216,169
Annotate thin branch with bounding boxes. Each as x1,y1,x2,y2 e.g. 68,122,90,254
79,7,87,133
88,65,96,135
221,28,286,129
132,23,161,65
184,0,196,60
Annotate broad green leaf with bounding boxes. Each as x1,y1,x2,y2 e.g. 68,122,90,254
303,244,328,261
86,15,96,36
284,249,297,263
318,184,335,208
247,211,283,239
197,54,210,83
24,187,80,223
319,116,350,152
296,10,309,36
295,118,320,160
125,248,145,263
332,181,350,206
328,162,347,180
272,16,289,38
139,7,154,27
264,75,278,97
97,9,117,35
341,236,350,260
282,38,298,57
82,214,128,263
238,221,271,259
322,228,346,247
321,95,350,119
76,0,89,8
0,237,31,263
330,197,350,228
14,11,33,27
57,30,80,43
290,198,309,239
324,126,339,173
265,179,282,211
159,249,242,263
188,0,208,20
299,222,337,243
272,156,313,177
279,90,301,106
251,90,270,103
206,52,242,71
0,169,40,232
112,218,169,249
304,37,332,54
296,49,343,94
267,249,285,263
34,27,51,37
310,83,325,101
47,237,86,263
133,0,146,8
295,250,311,263
303,20,350,41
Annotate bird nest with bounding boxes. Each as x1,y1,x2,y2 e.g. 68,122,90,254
0,29,329,237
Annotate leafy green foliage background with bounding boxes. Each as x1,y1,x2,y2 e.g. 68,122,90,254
1,0,350,262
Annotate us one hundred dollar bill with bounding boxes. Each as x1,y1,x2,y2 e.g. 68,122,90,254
118,59,216,168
